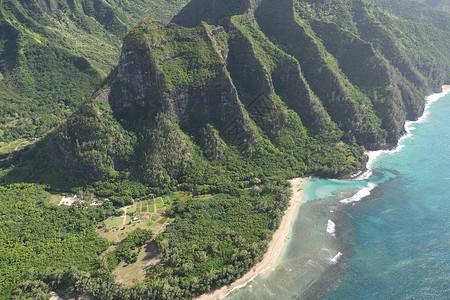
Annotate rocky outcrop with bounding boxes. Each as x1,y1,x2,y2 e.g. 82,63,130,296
48,0,450,184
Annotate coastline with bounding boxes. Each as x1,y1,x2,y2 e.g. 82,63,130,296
199,85,450,299
195,177,306,300
195,87,450,300
363,85,450,174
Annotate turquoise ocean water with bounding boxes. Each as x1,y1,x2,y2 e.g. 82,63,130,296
227,90,450,299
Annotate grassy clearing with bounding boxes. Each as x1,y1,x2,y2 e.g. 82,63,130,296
157,217,167,224
97,193,176,268
128,205,136,214
113,241,160,285
106,216,124,228
49,194,64,205
99,191,180,284
0,139,31,155
97,193,175,243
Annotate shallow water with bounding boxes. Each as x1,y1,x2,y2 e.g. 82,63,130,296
227,90,450,299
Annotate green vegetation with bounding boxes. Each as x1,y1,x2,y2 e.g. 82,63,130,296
0,183,121,299
5,181,292,299
98,196,170,243
365,0,450,28
0,0,189,143
0,139,31,154
1,0,449,299
48,194,63,205
106,228,153,267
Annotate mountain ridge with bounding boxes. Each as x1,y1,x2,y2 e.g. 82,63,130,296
11,0,447,190
0,0,189,142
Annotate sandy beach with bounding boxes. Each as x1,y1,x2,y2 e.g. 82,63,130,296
195,177,306,300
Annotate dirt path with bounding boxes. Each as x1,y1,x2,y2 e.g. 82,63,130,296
121,205,131,227
0,150,15,162
0,139,35,162
0,141,15,151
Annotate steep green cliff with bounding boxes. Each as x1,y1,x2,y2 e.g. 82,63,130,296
40,17,362,191
38,0,449,189
0,0,189,142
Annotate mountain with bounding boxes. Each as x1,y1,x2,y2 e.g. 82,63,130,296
365,0,450,30
0,0,189,142
418,0,450,12
2,0,449,298
34,0,449,187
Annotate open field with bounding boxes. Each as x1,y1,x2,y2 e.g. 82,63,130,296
0,138,36,155
49,194,64,205
98,192,215,283
96,194,176,243
113,241,161,285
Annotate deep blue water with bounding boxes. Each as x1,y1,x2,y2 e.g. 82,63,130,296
227,91,450,299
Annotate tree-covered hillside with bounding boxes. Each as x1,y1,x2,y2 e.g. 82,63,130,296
0,183,123,299
0,0,189,142
29,0,448,189
418,0,450,12
365,0,450,30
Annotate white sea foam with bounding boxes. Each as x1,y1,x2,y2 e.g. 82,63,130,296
340,182,377,204
223,275,258,297
353,169,373,180
363,87,450,172
222,89,449,297
326,220,336,237
330,252,343,265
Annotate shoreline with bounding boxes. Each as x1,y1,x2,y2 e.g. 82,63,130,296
194,86,450,300
195,177,306,300
362,85,450,175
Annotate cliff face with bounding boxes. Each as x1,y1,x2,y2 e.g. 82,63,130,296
52,19,261,184
0,0,190,143
48,0,450,185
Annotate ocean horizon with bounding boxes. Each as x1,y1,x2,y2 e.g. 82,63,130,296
226,88,450,299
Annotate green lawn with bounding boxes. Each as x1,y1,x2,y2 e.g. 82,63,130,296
128,205,136,214
105,216,124,228
49,194,63,205
157,217,167,224
0,139,28,154
161,193,178,209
